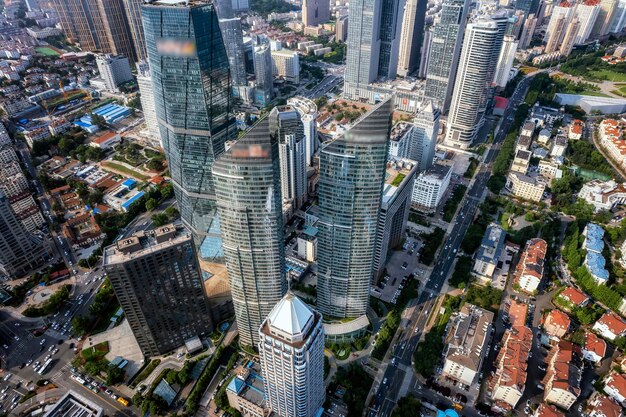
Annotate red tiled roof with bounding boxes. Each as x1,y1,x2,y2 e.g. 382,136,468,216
606,372,626,398
544,310,570,334
585,332,607,358
92,131,118,145
509,300,528,327
598,312,626,336
559,287,589,306
591,396,622,417
536,403,565,417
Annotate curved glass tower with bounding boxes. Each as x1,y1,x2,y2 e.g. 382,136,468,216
212,117,286,346
316,98,392,318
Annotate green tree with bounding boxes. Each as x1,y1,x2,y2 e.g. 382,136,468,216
392,395,421,417
91,113,107,129
145,198,158,212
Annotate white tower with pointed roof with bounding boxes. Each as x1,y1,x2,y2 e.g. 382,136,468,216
258,293,325,417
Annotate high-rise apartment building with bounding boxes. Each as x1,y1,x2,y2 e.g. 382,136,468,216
494,35,518,87
591,0,617,36
409,100,440,171
254,43,274,106
573,0,600,43
122,0,147,61
259,293,325,417
544,1,574,51
142,0,234,264
302,0,330,26
423,0,470,112
519,13,538,48
607,0,626,32
219,17,248,87
317,98,391,318
560,17,581,54
269,106,308,210
271,49,300,84
96,54,133,92
343,0,406,100
136,60,159,143
418,28,433,78
396,0,427,77
445,19,500,149
103,225,213,357
96,0,136,62
288,97,318,166
336,15,349,42
212,118,286,347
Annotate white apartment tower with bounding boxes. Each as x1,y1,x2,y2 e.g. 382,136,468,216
518,13,538,49
95,54,133,92
409,100,440,171
288,97,318,166
136,60,159,143
259,293,325,417
573,0,600,44
254,43,273,105
396,0,427,77
544,1,575,51
271,49,300,84
302,0,330,26
494,35,518,87
444,19,500,149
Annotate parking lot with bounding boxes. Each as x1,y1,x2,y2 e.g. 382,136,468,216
371,237,423,304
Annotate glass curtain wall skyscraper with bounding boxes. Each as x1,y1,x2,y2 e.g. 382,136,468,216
212,117,286,346
142,0,234,265
423,0,470,113
122,0,148,61
316,98,392,318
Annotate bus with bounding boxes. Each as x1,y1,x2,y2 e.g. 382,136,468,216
38,358,53,375
117,397,129,407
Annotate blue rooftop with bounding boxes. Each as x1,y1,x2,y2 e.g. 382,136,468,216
437,410,459,417
121,191,145,210
585,251,609,282
583,223,605,254
122,178,137,188
227,377,245,394
92,103,130,123
475,224,506,264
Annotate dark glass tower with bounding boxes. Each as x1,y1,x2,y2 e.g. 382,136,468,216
316,98,392,318
212,118,286,346
142,0,234,263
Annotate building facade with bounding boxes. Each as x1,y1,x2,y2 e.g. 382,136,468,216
259,293,325,417
288,97,318,166
396,0,427,77
411,162,452,208
271,49,300,83
96,0,136,62
136,61,159,143
409,100,440,171
220,18,248,87
494,35,518,87
103,225,213,356
316,99,391,318
95,54,133,92
302,0,330,26
254,43,273,106
122,0,147,61
212,118,286,347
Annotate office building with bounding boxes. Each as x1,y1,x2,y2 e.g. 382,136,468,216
513,238,547,293
442,304,494,386
396,0,427,77
271,49,300,84
544,1,574,52
122,0,147,61
519,13,538,48
288,97,318,166
95,54,133,92
409,100,439,171
591,0,617,36
444,19,500,149
259,293,325,417
254,43,273,106
423,0,469,112
212,118,286,347
574,0,600,44
302,0,330,26
142,0,234,266
516,0,537,15
373,158,418,279
343,0,405,100
0,191,47,279
103,225,213,356
494,35,518,87
543,341,581,410
220,18,248,87
411,162,452,209
336,15,349,42
270,106,308,210
44,391,103,417
96,0,136,62
316,99,391,318
473,223,506,282
136,60,159,142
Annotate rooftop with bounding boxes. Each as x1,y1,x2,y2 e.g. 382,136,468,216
227,361,266,409
515,149,531,161
535,403,565,417
584,332,607,358
515,238,547,281
542,340,581,398
419,161,452,181
43,391,103,417
508,299,528,327
605,372,626,399
590,396,621,417
445,304,494,372
262,292,318,346
558,287,589,306
585,251,609,282
596,312,626,335
543,310,570,335
475,223,506,264
583,223,605,253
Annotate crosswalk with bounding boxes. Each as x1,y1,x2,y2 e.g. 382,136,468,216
50,363,71,384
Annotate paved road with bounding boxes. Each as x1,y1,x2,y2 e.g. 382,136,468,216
371,76,535,417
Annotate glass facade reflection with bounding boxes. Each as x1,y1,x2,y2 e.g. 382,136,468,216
142,1,235,262
316,99,392,318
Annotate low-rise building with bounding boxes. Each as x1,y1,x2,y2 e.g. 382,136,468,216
296,226,317,262
534,403,565,417
506,172,546,202
538,160,562,180
226,362,269,417
598,119,626,168
569,119,583,140
593,312,626,341
442,304,494,386
543,340,581,410
388,122,413,159
514,238,547,294
521,121,536,137
543,309,570,338
511,149,531,174
557,287,589,309
583,223,609,284
102,178,145,212
516,133,533,151
551,135,568,157
578,180,626,212
538,128,552,144
583,332,607,364
89,131,120,150
411,162,452,210
604,372,626,405
472,223,506,283
587,395,623,417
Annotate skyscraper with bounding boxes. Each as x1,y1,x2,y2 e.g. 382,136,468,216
418,28,433,78
573,0,600,44
409,100,440,171
254,43,274,106
518,13,538,48
269,106,308,210
95,54,133,92
445,19,500,149
343,0,406,99
396,0,428,77
142,0,234,264
544,1,575,51
560,17,581,54
494,35,519,87
288,97,318,166
212,118,286,347
591,0,617,36
316,98,392,318
219,17,248,87
423,0,470,112
96,0,136,62
136,60,159,143
103,225,213,357
302,0,330,26
258,293,325,417
0,192,47,279
122,0,147,61
607,0,626,32
51,0,110,52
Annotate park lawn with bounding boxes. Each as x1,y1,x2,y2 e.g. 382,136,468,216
611,84,626,97
588,69,626,82
35,47,60,57
101,161,149,181
82,341,109,361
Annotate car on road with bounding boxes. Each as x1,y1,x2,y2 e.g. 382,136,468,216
3,374,11,382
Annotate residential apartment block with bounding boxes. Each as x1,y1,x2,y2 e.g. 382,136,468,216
506,172,546,202
472,223,506,283
593,312,626,341
543,340,581,410
513,238,547,294
411,162,452,209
